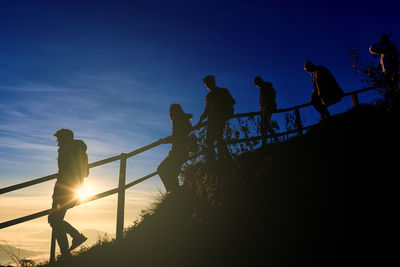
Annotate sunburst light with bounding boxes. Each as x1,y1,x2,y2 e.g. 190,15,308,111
76,181,96,202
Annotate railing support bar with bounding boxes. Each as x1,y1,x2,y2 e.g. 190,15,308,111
294,108,303,136
50,230,56,263
116,153,127,241
352,93,359,107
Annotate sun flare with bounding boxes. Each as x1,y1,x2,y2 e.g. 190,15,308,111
76,182,96,202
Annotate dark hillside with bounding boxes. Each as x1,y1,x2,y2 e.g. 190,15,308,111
41,104,397,267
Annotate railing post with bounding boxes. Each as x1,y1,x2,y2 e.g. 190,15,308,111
116,153,127,241
351,93,359,107
294,108,303,136
50,230,56,262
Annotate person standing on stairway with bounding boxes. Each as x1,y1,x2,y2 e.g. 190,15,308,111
157,104,193,192
196,75,235,161
304,60,344,120
253,76,277,145
48,129,88,259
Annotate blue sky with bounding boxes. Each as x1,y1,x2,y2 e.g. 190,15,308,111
0,0,399,253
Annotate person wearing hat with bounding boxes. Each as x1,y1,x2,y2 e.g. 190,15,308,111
253,76,277,146
304,61,344,120
48,129,88,259
196,75,235,161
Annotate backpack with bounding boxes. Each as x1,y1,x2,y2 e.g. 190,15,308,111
80,150,89,179
74,140,89,181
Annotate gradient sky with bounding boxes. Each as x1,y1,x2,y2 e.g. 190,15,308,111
1,0,399,260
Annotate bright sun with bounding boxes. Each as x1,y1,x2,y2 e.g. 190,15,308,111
76,182,96,202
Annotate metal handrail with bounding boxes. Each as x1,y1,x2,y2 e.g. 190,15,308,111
0,86,377,196
0,172,158,230
0,142,163,195
232,86,377,119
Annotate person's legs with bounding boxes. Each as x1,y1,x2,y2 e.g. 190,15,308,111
49,207,70,256
205,122,217,161
264,109,280,143
168,165,180,192
386,71,400,107
157,154,180,192
311,94,330,120
62,221,80,239
49,186,86,255
214,120,229,160
158,155,173,191
260,109,267,146
68,231,87,251
261,108,277,145
54,230,70,256
56,208,87,252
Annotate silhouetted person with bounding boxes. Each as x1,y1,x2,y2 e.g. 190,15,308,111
304,61,344,120
369,33,399,101
48,129,88,259
197,75,235,161
253,76,277,145
158,104,193,192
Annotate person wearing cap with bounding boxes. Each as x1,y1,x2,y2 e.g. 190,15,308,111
304,61,344,120
196,75,235,161
253,76,277,146
48,129,88,259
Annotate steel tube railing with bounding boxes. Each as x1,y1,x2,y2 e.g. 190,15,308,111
0,172,158,230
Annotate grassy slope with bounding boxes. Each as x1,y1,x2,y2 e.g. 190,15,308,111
40,104,397,267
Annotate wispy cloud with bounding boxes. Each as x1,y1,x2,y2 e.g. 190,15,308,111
0,83,69,92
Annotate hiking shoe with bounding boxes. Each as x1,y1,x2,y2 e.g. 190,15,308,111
69,234,87,251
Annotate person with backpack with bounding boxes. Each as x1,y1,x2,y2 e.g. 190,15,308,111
304,60,344,120
253,76,277,146
157,104,193,192
196,75,235,161
48,129,88,259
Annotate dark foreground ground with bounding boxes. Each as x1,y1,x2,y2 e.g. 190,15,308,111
39,104,397,267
